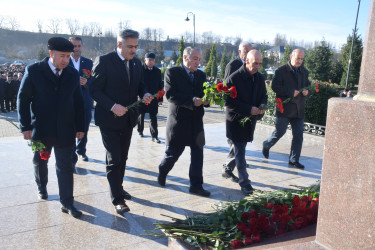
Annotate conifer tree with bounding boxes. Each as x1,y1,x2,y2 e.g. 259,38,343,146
282,44,292,65
219,46,230,79
175,37,185,66
204,43,216,77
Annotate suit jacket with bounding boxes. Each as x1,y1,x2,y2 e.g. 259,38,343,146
69,56,93,111
225,64,268,142
138,64,163,115
272,62,310,119
224,57,244,81
90,50,145,130
165,65,206,147
17,57,84,147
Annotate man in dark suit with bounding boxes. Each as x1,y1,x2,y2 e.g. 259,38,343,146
17,37,85,218
222,41,252,183
157,47,211,197
69,36,93,164
262,49,311,169
225,50,267,195
137,52,163,143
90,29,152,214
0,71,6,112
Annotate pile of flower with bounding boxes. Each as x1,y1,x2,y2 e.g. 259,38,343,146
203,81,237,109
144,183,320,250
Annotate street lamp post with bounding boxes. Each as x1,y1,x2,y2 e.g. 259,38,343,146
345,0,361,90
185,12,195,47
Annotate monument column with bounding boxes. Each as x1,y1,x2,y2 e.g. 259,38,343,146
315,0,375,248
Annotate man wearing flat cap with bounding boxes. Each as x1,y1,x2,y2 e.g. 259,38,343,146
17,37,85,218
137,52,163,143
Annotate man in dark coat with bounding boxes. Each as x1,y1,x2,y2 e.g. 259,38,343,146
0,72,6,112
157,47,211,197
10,73,20,111
17,37,85,218
69,36,94,164
226,50,267,195
137,52,163,143
262,49,311,169
89,29,152,214
222,41,252,183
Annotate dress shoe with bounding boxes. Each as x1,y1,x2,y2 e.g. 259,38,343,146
79,154,89,161
262,142,269,159
222,170,239,183
289,161,305,169
37,189,48,200
123,190,132,200
157,173,167,186
241,184,254,196
61,204,83,218
115,201,130,214
139,132,144,137
152,137,161,143
189,187,211,197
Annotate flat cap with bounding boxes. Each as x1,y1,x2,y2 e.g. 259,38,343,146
145,52,155,59
47,37,74,52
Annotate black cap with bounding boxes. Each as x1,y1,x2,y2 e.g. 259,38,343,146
47,37,74,52
145,52,155,59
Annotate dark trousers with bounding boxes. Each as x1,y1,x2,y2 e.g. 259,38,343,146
99,126,133,205
159,144,204,188
232,141,251,187
33,141,75,206
263,116,304,163
137,112,158,138
72,110,92,164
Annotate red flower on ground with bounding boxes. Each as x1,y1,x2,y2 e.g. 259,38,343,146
236,222,248,232
230,86,237,98
252,233,261,243
243,237,253,246
40,151,51,160
293,195,300,207
249,210,258,219
230,239,243,249
241,212,251,222
216,82,224,92
249,218,258,229
267,202,274,209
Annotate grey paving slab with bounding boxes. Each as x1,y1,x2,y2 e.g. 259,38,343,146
0,105,324,249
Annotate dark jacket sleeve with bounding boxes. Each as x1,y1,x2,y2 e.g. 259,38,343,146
17,66,33,132
271,66,295,98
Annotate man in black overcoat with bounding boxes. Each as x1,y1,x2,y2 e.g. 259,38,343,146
157,47,211,197
17,37,85,218
137,52,163,143
262,49,311,169
89,29,152,214
225,50,267,196
222,41,252,183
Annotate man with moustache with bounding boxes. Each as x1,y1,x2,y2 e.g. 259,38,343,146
262,49,310,169
222,41,253,183
157,47,211,197
69,36,94,165
225,50,267,195
17,37,85,218
90,29,152,214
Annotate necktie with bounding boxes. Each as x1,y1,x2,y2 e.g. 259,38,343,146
55,68,60,77
124,60,130,82
189,72,194,83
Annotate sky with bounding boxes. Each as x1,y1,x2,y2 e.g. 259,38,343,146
1,0,371,49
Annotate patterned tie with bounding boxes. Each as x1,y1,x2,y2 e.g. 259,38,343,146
124,60,130,82
189,72,194,83
55,68,60,77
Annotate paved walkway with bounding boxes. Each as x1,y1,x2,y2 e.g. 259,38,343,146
0,105,324,249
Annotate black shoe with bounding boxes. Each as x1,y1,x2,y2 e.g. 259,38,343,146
222,170,239,183
139,132,144,137
1,110,6,113
123,190,132,200
152,137,161,143
289,161,305,169
189,187,211,197
157,172,167,186
61,204,83,218
37,188,48,200
79,154,89,161
262,142,269,159
115,201,130,214
241,184,254,196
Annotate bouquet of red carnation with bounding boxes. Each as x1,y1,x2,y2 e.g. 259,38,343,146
82,69,91,79
202,81,237,109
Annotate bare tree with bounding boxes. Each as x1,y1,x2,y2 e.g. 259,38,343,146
0,16,7,29
8,16,20,31
142,27,152,41
66,18,80,35
36,19,43,33
183,31,193,43
104,28,116,38
118,19,131,30
158,28,164,41
201,31,214,45
81,24,88,36
213,34,222,44
273,33,287,46
47,18,62,34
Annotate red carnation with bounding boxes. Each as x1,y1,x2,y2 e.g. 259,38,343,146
249,218,258,229
40,150,51,160
243,237,253,246
293,195,300,207
241,212,251,222
216,82,224,92
230,86,237,98
223,85,229,92
249,210,258,219
267,202,274,209
236,222,248,232
230,239,243,249
252,233,261,243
